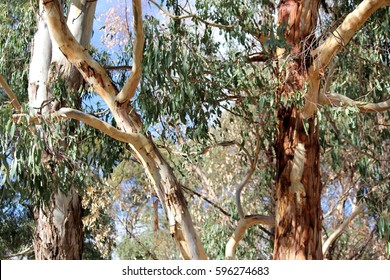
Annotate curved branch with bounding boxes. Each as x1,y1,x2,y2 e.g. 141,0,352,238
225,215,275,260
41,0,117,107
236,127,261,219
322,204,365,256
116,0,144,103
319,93,390,113
54,107,140,143
0,74,21,112
312,0,388,71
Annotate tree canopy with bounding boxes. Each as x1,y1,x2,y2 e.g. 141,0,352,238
0,0,389,260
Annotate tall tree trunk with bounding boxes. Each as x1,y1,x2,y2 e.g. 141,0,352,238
41,0,208,260
273,0,323,260
29,0,96,259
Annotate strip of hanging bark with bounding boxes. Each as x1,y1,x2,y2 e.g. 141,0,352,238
319,93,390,113
116,0,144,104
225,215,275,260
0,74,22,112
322,204,365,256
149,0,235,30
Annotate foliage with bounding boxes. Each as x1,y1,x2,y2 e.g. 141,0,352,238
0,0,389,260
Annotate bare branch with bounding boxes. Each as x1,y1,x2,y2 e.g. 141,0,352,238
54,107,140,143
116,0,145,104
105,65,133,71
312,0,388,72
322,203,365,256
0,74,22,112
149,0,234,30
225,215,275,260
319,93,390,113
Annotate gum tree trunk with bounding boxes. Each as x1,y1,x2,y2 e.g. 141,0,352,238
273,0,323,260
30,0,96,259
40,0,207,260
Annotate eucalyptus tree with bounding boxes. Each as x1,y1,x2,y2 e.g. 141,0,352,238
1,0,389,260
1,0,117,259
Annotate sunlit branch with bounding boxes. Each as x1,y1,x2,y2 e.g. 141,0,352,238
312,0,388,72
0,74,22,112
5,246,34,259
116,0,144,104
149,0,234,30
319,93,390,113
225,215,275,260
54,107,140,143
41,0,117,108
322,204,365,256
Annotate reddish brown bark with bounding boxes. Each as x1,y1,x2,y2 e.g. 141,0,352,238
273,0,323,260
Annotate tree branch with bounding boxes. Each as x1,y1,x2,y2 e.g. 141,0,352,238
322,203,365,256
5,246,34,259
149,0,234,30
319,93,390,113
41,0,117,108
312,0,388,72
181,185,231,218
116,0,144,104
302,0,388,118
54,107,140,143
0,74,22,112
225,215,275,260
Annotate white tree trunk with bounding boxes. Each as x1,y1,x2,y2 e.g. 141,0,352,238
30,0,96,259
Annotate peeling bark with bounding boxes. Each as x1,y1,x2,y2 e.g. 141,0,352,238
41,0,207,259
274,0,323,260
31,0,97,259
274,108,323,259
